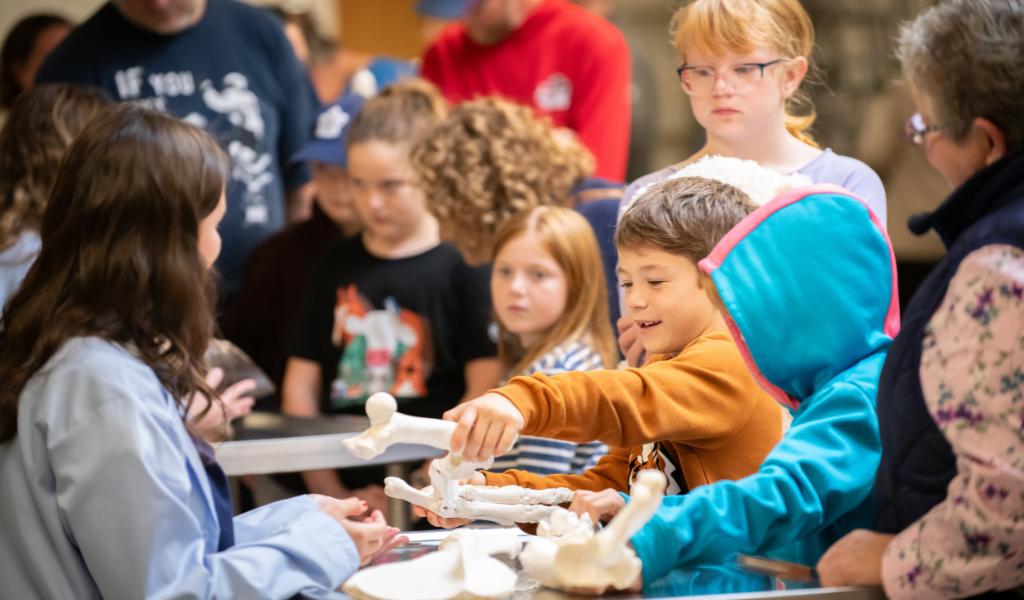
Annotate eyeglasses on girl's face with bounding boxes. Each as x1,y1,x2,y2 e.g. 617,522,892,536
905,112,942,146
676,59,782,96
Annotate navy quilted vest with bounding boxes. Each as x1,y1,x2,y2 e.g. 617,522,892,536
875,149,1024,534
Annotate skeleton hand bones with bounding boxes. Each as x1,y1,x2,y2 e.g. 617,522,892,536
342,393,574,527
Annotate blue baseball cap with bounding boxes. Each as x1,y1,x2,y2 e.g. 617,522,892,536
290,93,365,168
415,0,479,18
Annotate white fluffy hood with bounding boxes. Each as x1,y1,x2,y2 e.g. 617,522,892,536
624,156,813,215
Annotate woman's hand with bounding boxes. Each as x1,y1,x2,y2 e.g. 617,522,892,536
411,474,486,528
348,485,389,520
191,368,256,435
444,393,524,462
816,529,894,588
616,316,645,368
568,489,626,525
319,498,408,566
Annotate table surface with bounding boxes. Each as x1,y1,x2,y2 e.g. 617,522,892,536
361,529,886,600
215,412,443,476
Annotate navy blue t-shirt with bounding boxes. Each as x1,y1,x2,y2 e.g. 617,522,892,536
37,0,318,296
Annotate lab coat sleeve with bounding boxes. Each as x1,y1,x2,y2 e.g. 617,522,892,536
629,356,883,586
49,393,360,600
232,495,322,545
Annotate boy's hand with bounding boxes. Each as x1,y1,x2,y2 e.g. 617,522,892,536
616,316,645,368
444,393,524,462
411,474,486,528
568,489,626,525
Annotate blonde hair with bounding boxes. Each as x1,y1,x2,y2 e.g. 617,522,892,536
346,78,447,148
412,98,594,262
491,206,618,377
671,0,820,147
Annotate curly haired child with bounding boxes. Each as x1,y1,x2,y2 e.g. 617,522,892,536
413,97,625,324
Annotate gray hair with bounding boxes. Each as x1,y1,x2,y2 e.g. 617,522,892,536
897,0,1024,151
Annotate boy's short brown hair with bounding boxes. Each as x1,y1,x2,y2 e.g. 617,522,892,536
616,177,759,264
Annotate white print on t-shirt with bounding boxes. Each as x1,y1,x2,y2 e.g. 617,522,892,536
201,73,272,225
228,141,273,193
111,67,274,226
114,67,144,99
201,73,265,140
148,71,195,97
534,73,572,112
227,141,272,225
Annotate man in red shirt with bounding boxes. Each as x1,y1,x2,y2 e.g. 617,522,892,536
420,0,631,181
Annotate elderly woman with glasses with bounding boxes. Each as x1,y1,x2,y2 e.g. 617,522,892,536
817,0,1024,597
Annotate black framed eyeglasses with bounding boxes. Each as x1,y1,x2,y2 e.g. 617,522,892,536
676,59,783,96
905,113,942,146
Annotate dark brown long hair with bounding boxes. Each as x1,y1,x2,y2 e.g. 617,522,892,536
0,104,228,444
0,13,70,108
0,83,111,252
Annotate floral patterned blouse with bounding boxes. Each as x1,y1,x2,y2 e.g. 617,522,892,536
882,244,1024,600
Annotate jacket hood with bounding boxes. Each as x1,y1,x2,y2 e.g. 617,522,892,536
698,184,899,411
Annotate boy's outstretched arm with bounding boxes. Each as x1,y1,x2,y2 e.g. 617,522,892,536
483,447,631,494
629,354,884,587
447,332,768,463
451,333,771,464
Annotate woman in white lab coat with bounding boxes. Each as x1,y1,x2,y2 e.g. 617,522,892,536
0,104,404,600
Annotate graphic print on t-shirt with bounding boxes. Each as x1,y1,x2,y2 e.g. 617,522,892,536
115,67,275,227
534,73,572,112
627,441,684,496
330,284,433,408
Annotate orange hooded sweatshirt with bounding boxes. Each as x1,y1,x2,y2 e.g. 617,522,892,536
483,329,783,496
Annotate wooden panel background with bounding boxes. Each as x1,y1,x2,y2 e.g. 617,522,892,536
339,0,425,60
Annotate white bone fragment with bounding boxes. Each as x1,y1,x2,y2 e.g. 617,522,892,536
519,510,595,588
520,470,667,590
460,485,574,506
343,393,574,526
343,393,456,460
342,529,522,600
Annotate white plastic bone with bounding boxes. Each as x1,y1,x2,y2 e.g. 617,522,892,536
520,470,667,590
343,393,574,526
343,529,522,600
343,392,456,460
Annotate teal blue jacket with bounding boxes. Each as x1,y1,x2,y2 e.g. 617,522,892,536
630,184,900,585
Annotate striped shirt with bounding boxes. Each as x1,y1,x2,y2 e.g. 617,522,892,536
490,340,608,476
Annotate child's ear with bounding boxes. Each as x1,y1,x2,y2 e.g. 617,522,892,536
781,56,808,99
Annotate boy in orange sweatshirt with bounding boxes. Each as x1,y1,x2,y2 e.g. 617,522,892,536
419,176,786,528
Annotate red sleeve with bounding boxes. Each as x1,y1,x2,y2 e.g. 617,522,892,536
421,41,443,88
568,25,631,181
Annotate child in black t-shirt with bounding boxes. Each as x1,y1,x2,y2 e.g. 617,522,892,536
283,79,500,513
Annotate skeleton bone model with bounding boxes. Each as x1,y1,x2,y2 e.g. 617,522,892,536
520,469,667,590
343,529,524,600
342,393,574,526
343,470,669,600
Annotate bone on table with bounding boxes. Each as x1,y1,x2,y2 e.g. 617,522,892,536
342,393,574,526
520,470,668,590
342,529,523,600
